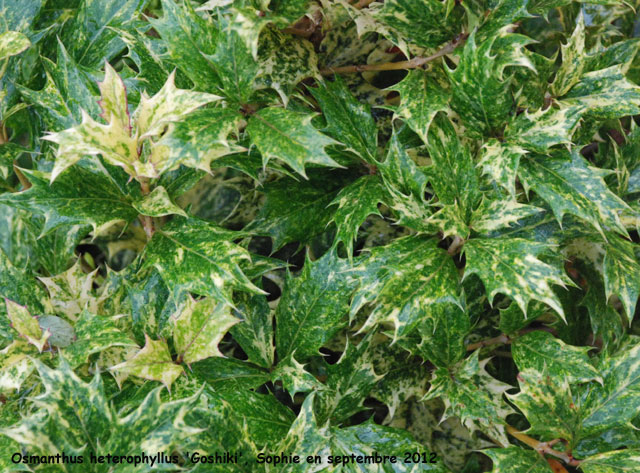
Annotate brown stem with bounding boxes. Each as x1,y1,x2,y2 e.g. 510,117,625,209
138,178,155,240
507,426,581,467
355,0,376,7
447,236,464,256
466,333,510,351
320,33,467,75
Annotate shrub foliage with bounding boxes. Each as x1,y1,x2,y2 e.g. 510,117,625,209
1,0,640,471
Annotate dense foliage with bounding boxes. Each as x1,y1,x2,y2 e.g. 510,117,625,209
1,0,640,471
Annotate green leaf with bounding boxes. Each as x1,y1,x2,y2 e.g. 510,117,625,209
509,368,579,441
63,0,148,68
255,28,318,102
580,337,640,438
351,235,460,341
247,107,341,178
154,107,243,173
63,310,136,368
416,303,470,368
603,233,640,320
0,248,46,312
0,167,137,235
142,216,261,305
463,237,568,318
172,296,238,365
479,140,526,199
311,76,377,163
276,250,356,361
424,351,513,445
328,175,384,257
0,31,30,61
192,357,270,392
315,336,381,424
388,69,450,144
512,331,601,383
272,353,324,398
518,151,630,237
484,447,553,473
580,449,640,473
4,299,48,352
470,197,543,236
133,185,186,217
110,334,183,388
376,0,458,49
230,292,274,369
0,340,36,392
448,31,534,136
551,12,586,97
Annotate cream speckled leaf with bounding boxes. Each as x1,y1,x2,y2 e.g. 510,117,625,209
230,292,274,369
478,140,526,199
448,31,535,136
5,299,48,352
311,76,377,163
247,107,342,178
509,368,580,443
133,185,187,217
512,331,601,384
172,296,239,365
39,259,103,319
580,337,640,438
272,353,324,398
314,336,382,424
551,12,586,97
470,198,543,235
424,351,513,446
63,310,136,368
351,236,460,341
276,250,356,361
376,0,458,49
134,70,221,140
463,237,568,318
580,449,640,473
154,108,243,174
0,340,36,392
110,334,183,388
45,108,139,181
328,175,384,258
562,65,640,120
98,62,130,132
0,167,137,236
142,216,261,306
388,69,450,144
0,31,30,61
504,105,584,153
603,233,640,320
255,28,318,102
484,447,553,473
518,151,630,237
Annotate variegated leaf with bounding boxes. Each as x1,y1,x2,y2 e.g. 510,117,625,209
4,299,48,352
172,296,239,365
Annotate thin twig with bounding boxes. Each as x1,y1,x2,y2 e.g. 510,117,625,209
319,33,468,75
507,426,581,467
138,178,155,240
355,0,376,8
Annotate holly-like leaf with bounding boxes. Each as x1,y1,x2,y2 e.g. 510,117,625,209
388,69,450,144
470,198,544,236
0,340,36,392
311,76,377,163
172,296,239,365
0,167,137,235
479,140,526,199
603,233,640,320
463,237,569,318
154,108,243,173
512,331,601,384
142,216,261,305
63,310,135,368
424,351,513,445
276,250,356,361
272,353,324,398
484,447,553,473
133,185,186,217
230,292,274,369
314,336,381,424
580,449,640,473
0,31,30,61
4,299,48,352
518,151,630,237
328,175,384,257
247,107,342,178
110,334,183,388
351,236,460,341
